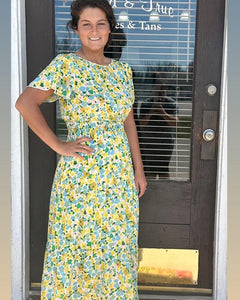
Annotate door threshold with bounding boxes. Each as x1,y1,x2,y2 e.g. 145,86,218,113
29,291,212,300
139,286,212,300
29,292,212,300
139,295,212,300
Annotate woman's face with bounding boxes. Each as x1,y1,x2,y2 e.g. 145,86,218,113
74,7,111,53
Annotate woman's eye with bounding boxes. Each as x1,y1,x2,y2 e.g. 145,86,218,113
83,23,90,27
98,23,106,26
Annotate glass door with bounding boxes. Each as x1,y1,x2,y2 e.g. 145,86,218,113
27,0,226,297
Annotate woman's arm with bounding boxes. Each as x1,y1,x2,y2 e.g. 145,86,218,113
15,87,94,158
124,108,147,198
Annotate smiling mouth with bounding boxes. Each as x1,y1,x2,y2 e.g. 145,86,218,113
89,37,101,41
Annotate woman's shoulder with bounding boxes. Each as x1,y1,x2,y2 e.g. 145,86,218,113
52,53,74,64
112,60,132,79
48,53,77,74
114,59,131,69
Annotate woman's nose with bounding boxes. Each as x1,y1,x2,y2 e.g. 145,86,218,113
91,25,98,33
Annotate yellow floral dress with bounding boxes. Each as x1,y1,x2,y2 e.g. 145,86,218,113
29,53,139,299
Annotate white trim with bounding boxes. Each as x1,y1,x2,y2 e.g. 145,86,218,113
213,1,228,300
10,0,227,299
11,0,29,299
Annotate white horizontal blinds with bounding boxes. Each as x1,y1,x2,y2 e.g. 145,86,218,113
55,0,197,180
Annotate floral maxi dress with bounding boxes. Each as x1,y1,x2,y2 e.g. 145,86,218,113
29,53,139,300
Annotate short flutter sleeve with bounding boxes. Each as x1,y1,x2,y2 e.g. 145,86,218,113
28,54,73,102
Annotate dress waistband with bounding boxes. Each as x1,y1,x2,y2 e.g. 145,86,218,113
66,120,125,141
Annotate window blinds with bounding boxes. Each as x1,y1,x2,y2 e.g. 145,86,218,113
55,0,197,180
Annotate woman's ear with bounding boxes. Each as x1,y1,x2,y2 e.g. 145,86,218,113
73,26,78,35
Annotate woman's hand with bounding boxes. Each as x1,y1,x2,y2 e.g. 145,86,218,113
55,137,94,159
134,169,147,198
150,102,165,115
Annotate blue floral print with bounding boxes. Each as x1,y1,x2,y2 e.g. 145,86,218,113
29,53,139,299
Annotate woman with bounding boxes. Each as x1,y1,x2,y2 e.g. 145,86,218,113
16,0,147,299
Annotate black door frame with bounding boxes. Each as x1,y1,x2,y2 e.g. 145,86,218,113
26,0,56,288
190,0,225,289
23,0,227,297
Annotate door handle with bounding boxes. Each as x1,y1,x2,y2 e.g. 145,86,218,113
203,129,215,142
201,111,218,160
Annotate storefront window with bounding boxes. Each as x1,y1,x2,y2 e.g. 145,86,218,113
55,0,197,180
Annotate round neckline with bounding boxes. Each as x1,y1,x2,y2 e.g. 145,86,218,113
71,53,114,67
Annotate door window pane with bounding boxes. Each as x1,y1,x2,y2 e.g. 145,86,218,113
55,0,197,180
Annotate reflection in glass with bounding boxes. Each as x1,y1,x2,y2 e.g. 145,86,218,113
138,73,178,179
132,58,193,180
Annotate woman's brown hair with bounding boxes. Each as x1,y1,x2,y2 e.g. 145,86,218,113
67,0,117,48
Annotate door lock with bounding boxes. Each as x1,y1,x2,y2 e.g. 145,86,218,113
206,84,217,96
203,128,215,142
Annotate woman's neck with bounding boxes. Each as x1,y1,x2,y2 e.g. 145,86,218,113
76,48,110,66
